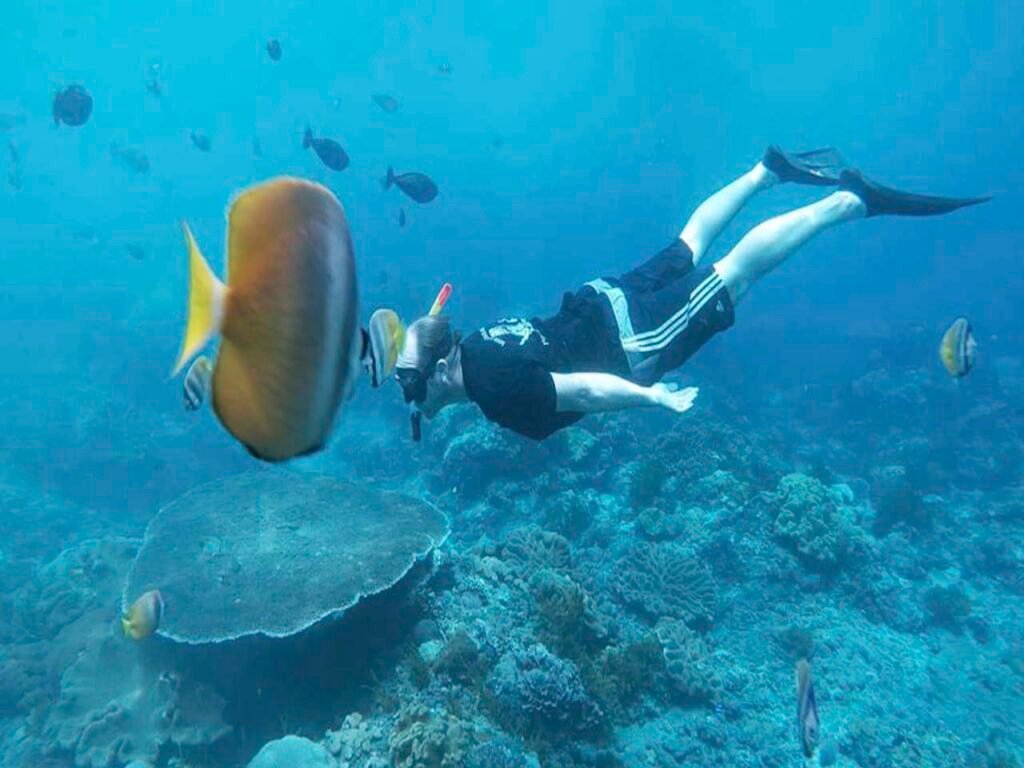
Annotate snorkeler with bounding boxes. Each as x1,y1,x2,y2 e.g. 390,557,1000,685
386,146,988,442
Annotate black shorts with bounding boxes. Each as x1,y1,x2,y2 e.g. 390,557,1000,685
585,239,735,384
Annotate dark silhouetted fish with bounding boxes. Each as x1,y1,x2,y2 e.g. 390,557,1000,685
383,167,437,204
7,140,21,191
145,62,162,97
252,137,263,158
939,317,976,378
109,142,150,174
126,243,145,261
372,93,399,113
398,208,406,227
72,225,101,247
796,659,819,758
53,84,92,127
191,131,212,152
303,127,349,171
437,61,452,75
267,39,282,61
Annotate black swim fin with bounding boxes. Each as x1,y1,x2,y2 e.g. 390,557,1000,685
763,145,847,186
840,169,991,218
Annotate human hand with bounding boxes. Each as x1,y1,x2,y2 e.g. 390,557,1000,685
650,383,699,414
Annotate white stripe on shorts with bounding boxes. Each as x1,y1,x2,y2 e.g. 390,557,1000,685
621,271,723,353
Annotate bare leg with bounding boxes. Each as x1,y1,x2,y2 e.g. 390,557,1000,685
680,162,777,264
714,190,866,305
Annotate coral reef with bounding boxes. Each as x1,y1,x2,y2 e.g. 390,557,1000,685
772,472,844,568
47,634,229,767
2,347,1023,768
613,542,717,626
654,618,721,703
389,703,471,768
125,472,449,642
247,735,335,768
0,538,231,767
500,526,573,576
487,643,604,738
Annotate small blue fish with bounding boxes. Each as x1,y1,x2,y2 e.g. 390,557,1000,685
796,659,819,758
939,317,976,377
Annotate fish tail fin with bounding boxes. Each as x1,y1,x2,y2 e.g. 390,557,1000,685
303,126,313,149
172,223,227,376
120,616,132,637
386,166,395,189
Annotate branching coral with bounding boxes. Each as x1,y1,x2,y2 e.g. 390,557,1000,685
613,542,717,626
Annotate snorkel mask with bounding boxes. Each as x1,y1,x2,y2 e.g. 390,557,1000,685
396,283,453,442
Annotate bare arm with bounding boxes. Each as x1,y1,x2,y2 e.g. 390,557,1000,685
552,371,698,415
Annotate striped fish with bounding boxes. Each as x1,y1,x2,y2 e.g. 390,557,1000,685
183,356,213,411
939,317,976,377
796,658,819,758
172,177,361,461
366,309,405,388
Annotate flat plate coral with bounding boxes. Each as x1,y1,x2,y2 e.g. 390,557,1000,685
124,472,449,643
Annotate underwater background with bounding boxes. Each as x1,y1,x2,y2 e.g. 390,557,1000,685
1,1,1022,766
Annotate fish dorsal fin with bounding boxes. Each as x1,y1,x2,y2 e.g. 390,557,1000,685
173,223,227,376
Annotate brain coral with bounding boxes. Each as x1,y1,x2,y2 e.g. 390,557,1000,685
772,473,842,567
614,542,717,625
124,472,449,643
500,526,573,575
487,643,604,737
655,618,721,703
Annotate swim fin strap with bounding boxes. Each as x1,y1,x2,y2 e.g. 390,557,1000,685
763,145,848,186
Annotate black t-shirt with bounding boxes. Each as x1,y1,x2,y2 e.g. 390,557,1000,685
460,288,625,440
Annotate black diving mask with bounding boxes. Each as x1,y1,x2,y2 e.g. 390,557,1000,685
396,365,432,405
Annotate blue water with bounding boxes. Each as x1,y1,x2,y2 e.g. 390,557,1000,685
1,2,1021,766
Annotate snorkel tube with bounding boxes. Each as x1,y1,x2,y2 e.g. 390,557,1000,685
409,282,453,442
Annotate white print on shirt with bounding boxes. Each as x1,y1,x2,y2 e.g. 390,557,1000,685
480,318,549,347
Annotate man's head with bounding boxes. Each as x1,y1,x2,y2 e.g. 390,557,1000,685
395,315,465,418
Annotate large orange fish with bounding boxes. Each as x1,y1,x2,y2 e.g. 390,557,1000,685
173,178,361,461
